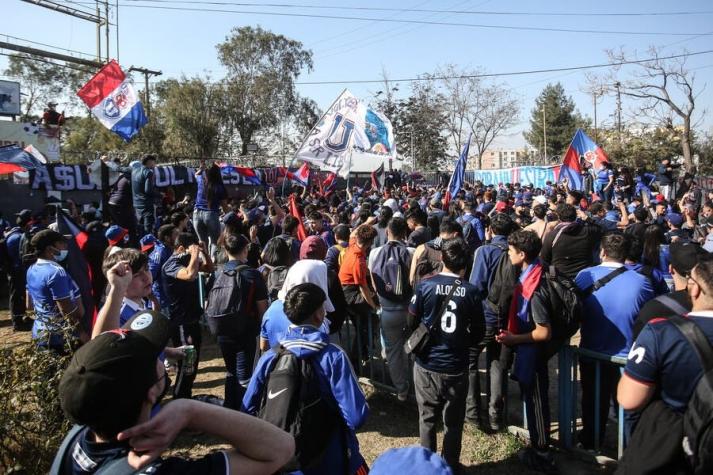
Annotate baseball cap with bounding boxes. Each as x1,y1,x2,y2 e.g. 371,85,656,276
300,235,327,260
371,447,453,475
670,241,706,276
30,229,66,252
533,195,547,205
59,310,174,435
247,208,264,224
495,201,508,212
665,213,684,227
140,234,157,253
222,211,240,227
105,225,128,246
15,209,32,224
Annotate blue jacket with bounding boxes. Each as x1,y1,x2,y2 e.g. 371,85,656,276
469,235,509,327
131,165,155,209
243,325,368,475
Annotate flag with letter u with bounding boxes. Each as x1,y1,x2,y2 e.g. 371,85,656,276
77,60,147,141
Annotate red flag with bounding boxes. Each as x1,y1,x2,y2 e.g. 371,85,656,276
289,194,308,241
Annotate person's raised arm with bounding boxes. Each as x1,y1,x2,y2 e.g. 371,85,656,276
118,399,295,475
617,200,630,228
92,261,132,338
176,245,201,281
266,187,285,223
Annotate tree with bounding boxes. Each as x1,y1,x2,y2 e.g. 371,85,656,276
525,83,588,162
604,47,702,172
394,81,449,172
437,65,519,169
217,26,313,155
695,132,713,175
160,77,226,159
594,123,684,170
62,116,125,159
4,54,88,120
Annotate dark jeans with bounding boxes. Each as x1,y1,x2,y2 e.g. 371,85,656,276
8,267,26,323
218,333,257,410
579,358,621,450
108,203,137,246
135,205,155,238
345,301,373,365
171,321,202,399
414,363,468,468
520,350,552,450
466,327,512,424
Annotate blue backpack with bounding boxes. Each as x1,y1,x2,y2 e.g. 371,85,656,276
371,241,412,302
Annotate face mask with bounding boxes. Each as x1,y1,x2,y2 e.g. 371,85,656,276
54,249,68,262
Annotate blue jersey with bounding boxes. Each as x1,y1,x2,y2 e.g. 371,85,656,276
260,299,330,347
148,242,173,310
575,263,655,357
119,297,154,326
409,273,484,373
625,312,713,412
26,258,80,341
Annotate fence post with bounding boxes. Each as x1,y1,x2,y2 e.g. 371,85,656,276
558,346,574,449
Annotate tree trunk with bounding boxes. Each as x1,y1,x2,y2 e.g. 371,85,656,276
681,118,693,172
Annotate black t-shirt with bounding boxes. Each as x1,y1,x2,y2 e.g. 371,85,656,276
162,253,202,325
61,426,227,474
407,226,431,248
632,289,692,339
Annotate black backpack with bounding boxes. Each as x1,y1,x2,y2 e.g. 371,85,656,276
543,266,583,343
204,264,254,336
413,242,443,286
371,241,412,302
670,317,713,475
258,346,340,472
266,265,289,301
486,250,519,329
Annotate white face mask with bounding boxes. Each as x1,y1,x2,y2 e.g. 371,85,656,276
54,249,69,262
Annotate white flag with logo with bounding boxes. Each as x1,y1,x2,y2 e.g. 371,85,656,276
294,89,396,177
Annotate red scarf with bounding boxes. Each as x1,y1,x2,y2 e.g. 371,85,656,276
507,260,543,334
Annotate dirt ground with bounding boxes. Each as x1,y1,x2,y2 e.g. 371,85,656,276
0,306,612,474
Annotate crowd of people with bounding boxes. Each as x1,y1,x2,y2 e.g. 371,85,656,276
2,155,713,475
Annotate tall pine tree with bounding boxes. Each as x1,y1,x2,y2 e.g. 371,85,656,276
525,83,588,161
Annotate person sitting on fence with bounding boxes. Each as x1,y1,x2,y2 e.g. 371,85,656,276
53,308,294,474
574,232,655,451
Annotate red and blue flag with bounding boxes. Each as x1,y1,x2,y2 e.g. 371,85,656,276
235,167,263,186
287,162,310,187
444,135,471,208
0,144,46,175
559,128,609,191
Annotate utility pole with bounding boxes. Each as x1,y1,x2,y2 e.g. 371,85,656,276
615,81,623,143
96,0,101,61
592,89,603,143
129,67,163,117
115,0,119,62
104,0,110,62
542,105,547,164
410,126,416,171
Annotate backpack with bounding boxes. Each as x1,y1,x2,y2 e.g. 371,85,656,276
266,265,289,301
258,346,340,472
371,241,412,302
50,425,139,475
204,264,254,336
413,242,443,286
670,317,713,475
542,266,583,343
462,219,483,253
486,250,519,329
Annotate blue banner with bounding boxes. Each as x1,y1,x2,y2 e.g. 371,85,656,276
467,166,558,188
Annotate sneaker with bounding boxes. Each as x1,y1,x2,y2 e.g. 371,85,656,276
397,392,408,402
12,319,32,332
517,448,557,474
489,415,504,432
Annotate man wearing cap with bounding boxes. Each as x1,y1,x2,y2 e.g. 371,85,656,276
148,225,177,314
54,307,294,474
132,154,158,238
664,212,691,243
5,209,32,331
656,158,679,201
633,241,707,337
43,101,64,126
25,229,85,350
105,225,129,251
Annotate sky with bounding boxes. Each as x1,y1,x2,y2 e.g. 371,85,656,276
2,0,713,153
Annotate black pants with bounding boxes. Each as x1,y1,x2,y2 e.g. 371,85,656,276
8,267,26,323
135,205,155,238
414,364,468,469
579,358,621,450
218,333,257,410
345,301,373,365
171,322,202,399
466,327,512,424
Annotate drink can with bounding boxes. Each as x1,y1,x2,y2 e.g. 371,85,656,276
182,345,196,375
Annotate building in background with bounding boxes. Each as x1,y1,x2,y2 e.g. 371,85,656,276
477,148,539,170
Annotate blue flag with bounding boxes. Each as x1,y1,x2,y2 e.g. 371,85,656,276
444,135,471,208
0,144,45,174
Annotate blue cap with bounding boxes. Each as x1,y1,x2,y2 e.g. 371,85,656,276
140,234,156,252
371,447,453,475
222,211,239,226
666,213,683,227
605,211,620,222
105,225,128,246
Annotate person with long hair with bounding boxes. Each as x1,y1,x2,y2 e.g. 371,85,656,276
642,224,673,290
193,162,227,259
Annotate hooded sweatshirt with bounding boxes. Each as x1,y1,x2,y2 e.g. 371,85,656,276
243,325,368,475
540,220,602,279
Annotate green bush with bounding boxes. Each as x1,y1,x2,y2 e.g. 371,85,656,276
0,332,74,474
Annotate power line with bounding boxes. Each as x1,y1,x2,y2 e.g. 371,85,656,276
294,49,713,85
54,1,713,36
111,0,713,17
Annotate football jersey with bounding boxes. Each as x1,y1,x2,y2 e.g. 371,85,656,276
26,258,80,338
624,311,713,412
409,273,484,373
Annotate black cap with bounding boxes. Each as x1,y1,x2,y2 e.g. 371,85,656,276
15,209,32,225
670,241,706,276
59,310,174,435
30,229,66,252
